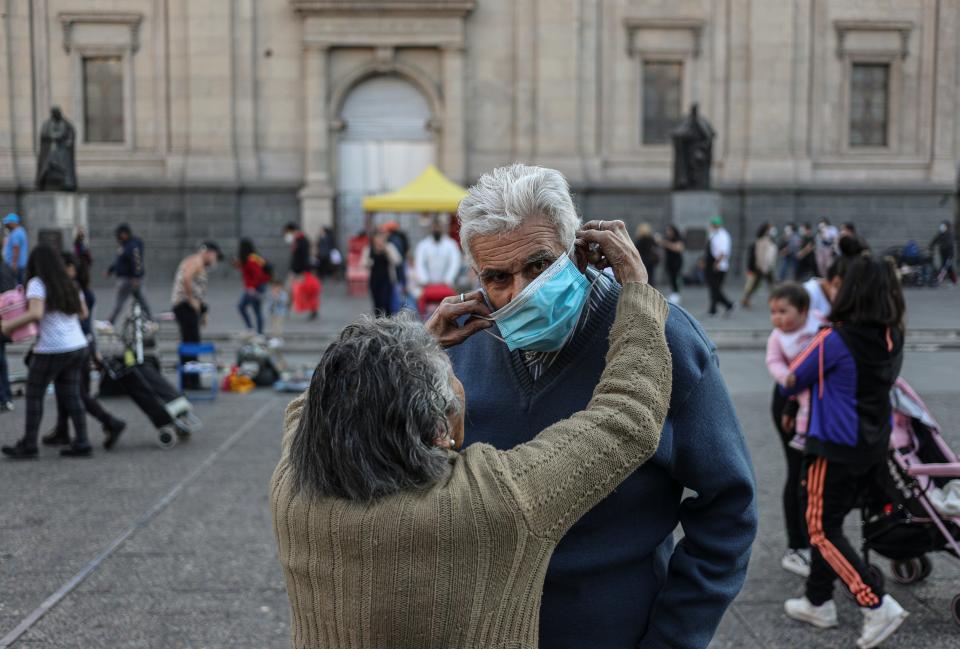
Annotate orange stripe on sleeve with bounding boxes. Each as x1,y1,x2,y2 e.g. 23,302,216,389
788,328,831,373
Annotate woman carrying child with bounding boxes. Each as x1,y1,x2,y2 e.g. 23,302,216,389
782,255,909,649
1,246,92,459
765,282,821,578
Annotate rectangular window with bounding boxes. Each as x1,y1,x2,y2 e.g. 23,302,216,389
83,56,124,143
642,61,683,145
849,63,889,147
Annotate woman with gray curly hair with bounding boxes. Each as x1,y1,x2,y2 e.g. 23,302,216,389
270,220,672,649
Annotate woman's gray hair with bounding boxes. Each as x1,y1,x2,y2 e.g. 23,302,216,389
290,316,460,501
458,163,581,266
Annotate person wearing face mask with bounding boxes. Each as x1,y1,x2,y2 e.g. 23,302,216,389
171,241,222,388
426,164,757,649
929,220,957,286
413,215,462,315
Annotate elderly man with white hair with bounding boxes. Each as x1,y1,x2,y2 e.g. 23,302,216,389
427,164,758,649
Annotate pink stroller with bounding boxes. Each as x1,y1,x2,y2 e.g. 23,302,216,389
860,378,960,626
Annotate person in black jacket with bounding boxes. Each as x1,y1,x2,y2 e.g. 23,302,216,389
284,222,317,320
106,224,152,324
930,220,957,285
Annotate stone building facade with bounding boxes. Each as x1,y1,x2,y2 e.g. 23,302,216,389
0,0,957,275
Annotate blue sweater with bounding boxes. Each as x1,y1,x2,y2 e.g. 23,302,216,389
448,283,757,649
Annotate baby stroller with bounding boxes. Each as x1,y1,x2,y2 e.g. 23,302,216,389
859,378,960,625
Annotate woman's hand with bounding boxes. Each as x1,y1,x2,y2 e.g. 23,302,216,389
781,414,796,433
785,373,797,389
425,290,493,349
575,220,648,285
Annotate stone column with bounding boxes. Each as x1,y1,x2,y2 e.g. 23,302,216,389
299,42,333,234
441,45,466,183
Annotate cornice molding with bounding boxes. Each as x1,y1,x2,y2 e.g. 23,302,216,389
58,12,143,53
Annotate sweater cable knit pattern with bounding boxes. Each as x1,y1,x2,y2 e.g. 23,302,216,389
270,282,672,649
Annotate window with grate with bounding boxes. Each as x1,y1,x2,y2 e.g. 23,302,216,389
849,63,889,147
83,56,124,143
642,61,683,145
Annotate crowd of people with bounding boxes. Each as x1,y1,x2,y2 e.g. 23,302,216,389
0,216,352,458
629,216,956,317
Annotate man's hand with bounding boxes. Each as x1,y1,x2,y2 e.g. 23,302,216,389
575,220,648,285
189,297,202,313
785,373,797,389
425,290,493,349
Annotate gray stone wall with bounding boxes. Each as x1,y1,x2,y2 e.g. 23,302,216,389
0,187,300,281
2,185,954,283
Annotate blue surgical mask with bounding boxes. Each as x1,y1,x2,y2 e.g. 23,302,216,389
481,251,591,352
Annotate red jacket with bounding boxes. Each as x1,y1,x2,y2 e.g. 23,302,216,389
241,254,270,289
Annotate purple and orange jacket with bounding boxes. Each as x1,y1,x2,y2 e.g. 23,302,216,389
781,323,903,465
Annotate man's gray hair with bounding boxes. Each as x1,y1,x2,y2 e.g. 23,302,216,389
458,163,581,266
289,316,460,501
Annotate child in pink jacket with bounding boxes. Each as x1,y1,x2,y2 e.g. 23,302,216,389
766,282,821,578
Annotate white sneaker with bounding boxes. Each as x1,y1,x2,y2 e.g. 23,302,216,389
781,548,812,577
857,594,908,649
784,596,838,629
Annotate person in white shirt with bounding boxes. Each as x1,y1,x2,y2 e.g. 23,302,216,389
1,245,91,459
706,216,734,316
815,218,839,278
414,216,462,313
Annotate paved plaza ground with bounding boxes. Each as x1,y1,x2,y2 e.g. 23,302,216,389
1,278,959,648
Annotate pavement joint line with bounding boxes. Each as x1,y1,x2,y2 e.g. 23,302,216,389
0,399,279,649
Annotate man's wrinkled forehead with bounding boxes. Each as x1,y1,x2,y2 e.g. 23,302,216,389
468,215,565,270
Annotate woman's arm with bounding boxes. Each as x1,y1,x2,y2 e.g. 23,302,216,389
0,298,44,335
78,292,89,321
489,281,671,540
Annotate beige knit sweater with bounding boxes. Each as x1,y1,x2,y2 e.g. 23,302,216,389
270,282,672,649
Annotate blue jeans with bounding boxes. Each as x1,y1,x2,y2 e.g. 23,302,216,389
0,339,10,402
778,256,797,282
238,287,264,334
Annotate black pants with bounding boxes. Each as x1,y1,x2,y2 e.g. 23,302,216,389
772,386,808,550
54,348,120,436
370,279,395,316
23,349,89,450
173,302,202,388
706,269,733,314
803,456,885,607
666,265,682,294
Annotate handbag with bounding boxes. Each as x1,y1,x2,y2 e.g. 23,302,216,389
0,286,38,342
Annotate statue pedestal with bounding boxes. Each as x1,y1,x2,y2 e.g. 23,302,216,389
22,192,88,252
670,191,722,275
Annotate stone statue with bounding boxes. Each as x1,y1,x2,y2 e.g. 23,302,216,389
671,103,715,191
35,106,77,192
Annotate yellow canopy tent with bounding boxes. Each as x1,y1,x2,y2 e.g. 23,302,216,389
361,164,468,213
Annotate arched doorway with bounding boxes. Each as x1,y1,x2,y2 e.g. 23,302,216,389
336,75,435,244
